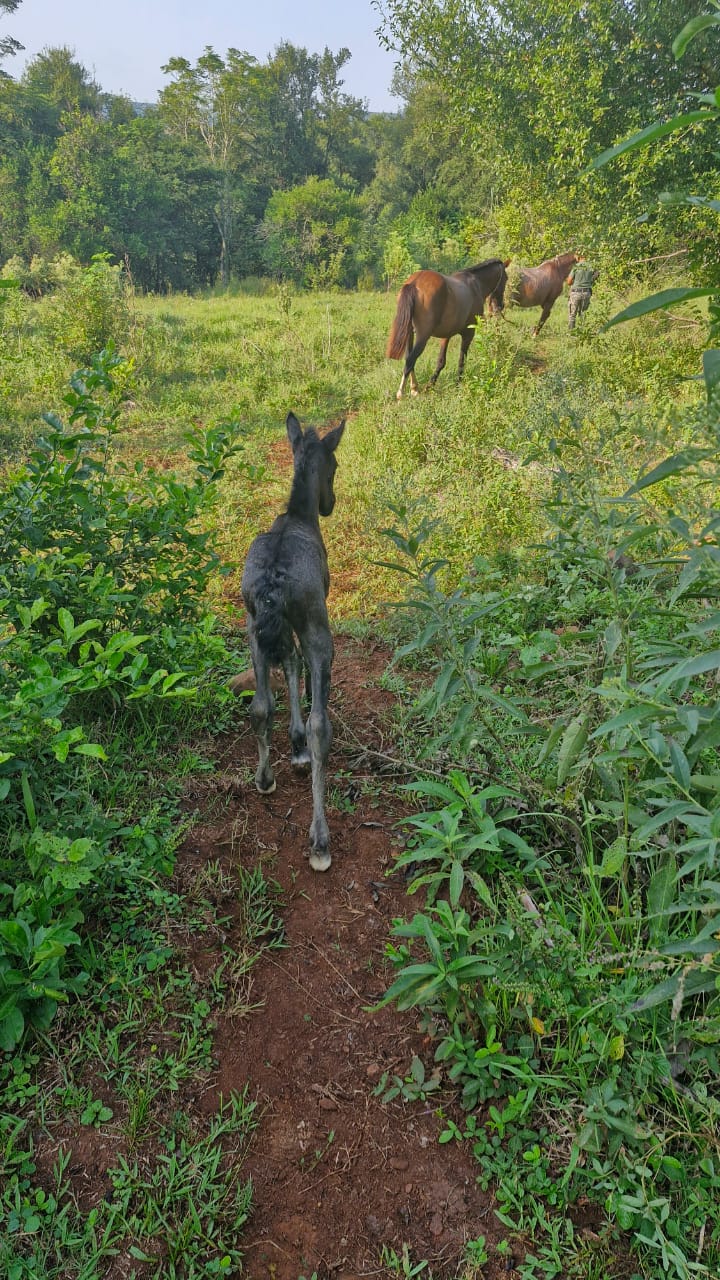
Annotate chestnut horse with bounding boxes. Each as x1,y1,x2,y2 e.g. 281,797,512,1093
386,258,510,399
510,251,579,336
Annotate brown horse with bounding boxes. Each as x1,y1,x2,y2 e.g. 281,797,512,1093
510,251,579,336
386,258,510,400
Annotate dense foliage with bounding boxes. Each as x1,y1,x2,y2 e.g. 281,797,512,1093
0,348,246,1051
1,2,719,289
2,2,720,1277
377,0,720,273
377,404,720,1274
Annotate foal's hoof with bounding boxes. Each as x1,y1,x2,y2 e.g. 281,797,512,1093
291,749,311,773
309,848,332,873
256,777,276,795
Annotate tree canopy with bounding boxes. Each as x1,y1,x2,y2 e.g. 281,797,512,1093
0,4,718,290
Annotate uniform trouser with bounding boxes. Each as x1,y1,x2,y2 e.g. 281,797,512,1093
568,288,591,329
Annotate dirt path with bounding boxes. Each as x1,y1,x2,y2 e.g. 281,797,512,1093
185,637,503,1279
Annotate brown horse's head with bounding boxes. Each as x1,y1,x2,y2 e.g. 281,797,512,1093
486,257,511,315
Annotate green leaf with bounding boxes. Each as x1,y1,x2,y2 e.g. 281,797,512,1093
73,743,108,760
630,966,717,1013
449,859,464,907
622,448,709,497
473,684,529,723
604,288,717,331
647,856,676,944
410,1054,425,1084
0,1007,25,1051
586,111,714,171
595,836,627,878
633,802,694,842
418,913,444,963
703,350,720,401
557,714,589,787
466,868,495,910
668,741,691,792
604,620,622,660
57,608,75,641
659,192,720,213
21,774,37,830
673,13,720,58
0,919,33,958
536,716,566,767
656,649,720,689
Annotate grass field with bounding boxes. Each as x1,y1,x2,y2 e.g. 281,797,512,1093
2,273,705,605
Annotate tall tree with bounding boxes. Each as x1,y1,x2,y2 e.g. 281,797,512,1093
377,0,720,257
261,42,372,188
22,46,101,119
0,0,22,71
159,47,263,286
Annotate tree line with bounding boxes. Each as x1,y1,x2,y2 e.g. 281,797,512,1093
0,0,718,293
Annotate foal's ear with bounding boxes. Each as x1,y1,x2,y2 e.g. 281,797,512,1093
504,258,511,267
286,412,303,453
323,419,346,453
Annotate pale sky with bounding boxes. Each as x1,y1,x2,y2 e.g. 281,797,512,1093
5,0,400,111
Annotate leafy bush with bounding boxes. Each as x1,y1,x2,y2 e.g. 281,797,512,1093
0,253,80,299
41,254,133,362
378,409,720,1277
260,177,364,288
0,347,249,1050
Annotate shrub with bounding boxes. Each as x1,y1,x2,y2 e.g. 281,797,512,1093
378,408,720,1278
41,254,132,362
260,177,364,288
0,347,249,1050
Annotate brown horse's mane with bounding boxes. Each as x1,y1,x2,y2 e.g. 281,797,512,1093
537,251,577,269
463,257,505,274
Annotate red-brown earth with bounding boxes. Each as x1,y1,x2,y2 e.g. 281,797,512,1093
188,635,509,1279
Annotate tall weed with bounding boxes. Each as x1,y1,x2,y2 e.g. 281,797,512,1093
379,403,720,1278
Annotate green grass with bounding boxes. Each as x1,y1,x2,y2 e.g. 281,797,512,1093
0,857,281,1279
1,278,706,617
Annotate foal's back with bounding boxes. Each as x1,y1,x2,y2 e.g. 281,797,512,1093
243,513,329,629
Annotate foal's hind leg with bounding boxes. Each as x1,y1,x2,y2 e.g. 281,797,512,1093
301,623,334,872
283,646,310,770
247,624,276,794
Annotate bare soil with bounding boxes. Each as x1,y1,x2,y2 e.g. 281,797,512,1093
192,635,507,1279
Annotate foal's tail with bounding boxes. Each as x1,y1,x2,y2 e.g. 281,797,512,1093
252,570,294,666
386,282,417,359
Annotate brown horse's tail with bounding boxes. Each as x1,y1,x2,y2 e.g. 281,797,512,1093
386,282,417,359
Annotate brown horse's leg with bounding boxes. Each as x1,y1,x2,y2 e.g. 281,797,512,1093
397,333,411,397
396,331,414,398
397,335,427,399
457,326,476,379
428,338,450,387
532,304,553,336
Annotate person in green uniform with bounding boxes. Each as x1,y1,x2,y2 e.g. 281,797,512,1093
566,254,599,330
